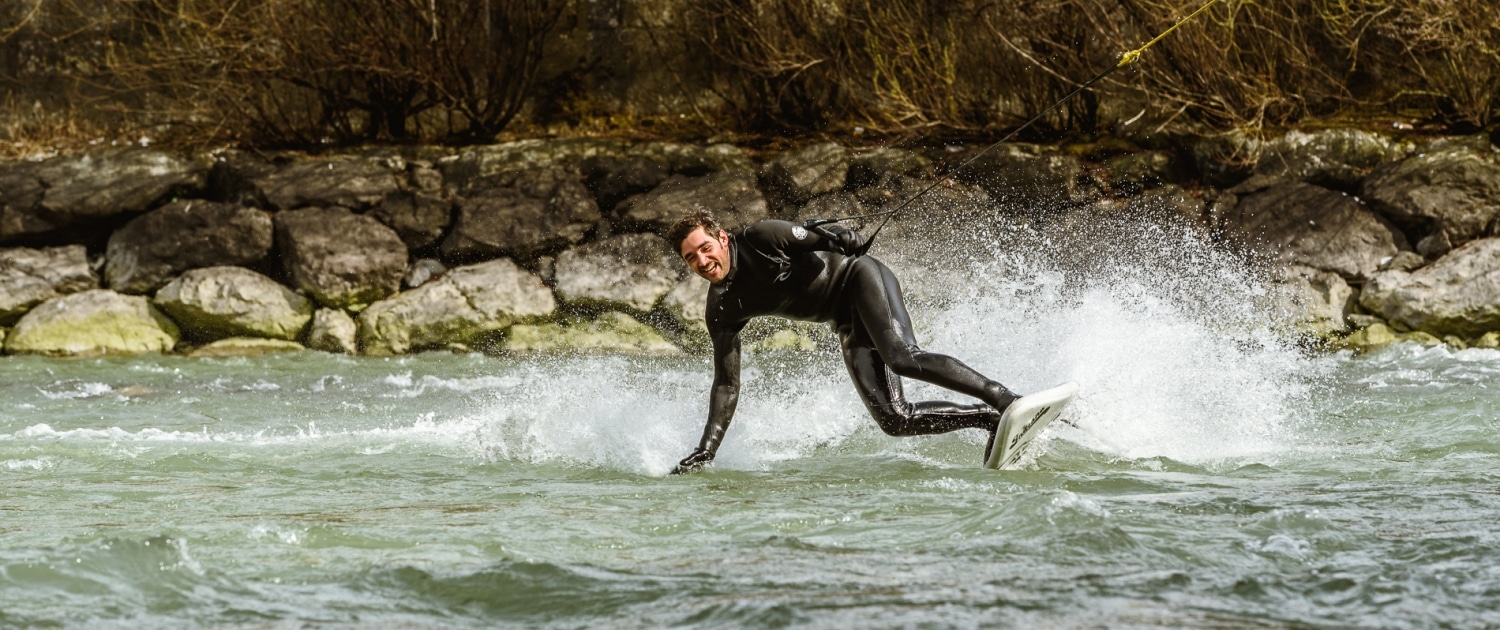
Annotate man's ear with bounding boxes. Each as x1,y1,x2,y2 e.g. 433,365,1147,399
718,230,730,247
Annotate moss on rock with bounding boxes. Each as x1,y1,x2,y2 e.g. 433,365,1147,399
503,312,679,355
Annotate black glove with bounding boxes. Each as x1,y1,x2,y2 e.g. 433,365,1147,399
832,229,866,256
670,448,715,475
806,222,866,257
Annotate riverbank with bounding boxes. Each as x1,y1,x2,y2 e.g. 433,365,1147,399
3,128,1499,357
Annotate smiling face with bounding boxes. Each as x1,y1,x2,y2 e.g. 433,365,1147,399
678,226,732,283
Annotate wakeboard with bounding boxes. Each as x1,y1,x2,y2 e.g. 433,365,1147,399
983,381,1080,469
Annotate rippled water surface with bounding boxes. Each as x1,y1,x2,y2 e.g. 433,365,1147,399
4,219,1499,628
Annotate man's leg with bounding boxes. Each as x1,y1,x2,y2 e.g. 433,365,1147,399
836,257,1018,437
841,257,1018,411
839,329,1001,436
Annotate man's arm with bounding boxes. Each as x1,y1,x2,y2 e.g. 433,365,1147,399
744,219,865,257
672,323,744,474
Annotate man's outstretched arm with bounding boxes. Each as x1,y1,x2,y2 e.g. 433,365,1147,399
745,219,866,257
672,326,743,474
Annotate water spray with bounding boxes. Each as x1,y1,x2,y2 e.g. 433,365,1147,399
803,0,1222,252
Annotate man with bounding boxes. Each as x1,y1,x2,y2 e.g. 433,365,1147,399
667,210,1020,474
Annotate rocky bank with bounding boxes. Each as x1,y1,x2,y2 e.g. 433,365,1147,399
3,130,1500,358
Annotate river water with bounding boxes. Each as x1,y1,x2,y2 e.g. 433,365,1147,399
3,217,1498,628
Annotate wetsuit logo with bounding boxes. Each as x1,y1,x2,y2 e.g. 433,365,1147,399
792,226,808,240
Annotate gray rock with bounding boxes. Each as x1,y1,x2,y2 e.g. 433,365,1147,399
1360,148,1500,246
189,337,306,358
441,167,600,261
503,312,680,355
276,207,408,310
33,148,207,224
635,142,754,174
619,170,769,232
952,144,1084,209
370,190,451,251
762,143,849,204
1106,151,1185,192
253,158,403,210
554,233,682,313
1359,237,1500,338
1380,251,1426,272
1254,129,1411,189
441,139,751,182
579,155,671,214
306,308,358,354
1276,265,1354,335
154,266,313,341
441,138,633,182
1218,181,1406,279
0,245,98,325
851,172,992,237
661,272,709,331
359,258,556,355
5,289,179,356
1416,230,1453,259
0,161,53,244
1183,131,1259,187
847,147,933,189
404,259,448,289
105,200,274,294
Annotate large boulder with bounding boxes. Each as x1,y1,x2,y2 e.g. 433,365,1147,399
358,258,556,355
370,191,452,251
1254,129,1411,190
950,144,1085,210
276,207,408,310
554,233,682,313
1360,147,1500,246
104,200,274,294
32,148,207,225
1275,265,1354,335
440,167,600,261
0,161,54,244
847,147,933,189
1217,180,1407,279
761,143,849,204
0,245,98,325
579,155,671,214
1359,237,1500,338
251,158,403,210
618,170,769,232
5,289,179,356
503,312,680,355
154,266,313,341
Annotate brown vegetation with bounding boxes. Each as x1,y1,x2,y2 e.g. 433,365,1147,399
1,0,1496,151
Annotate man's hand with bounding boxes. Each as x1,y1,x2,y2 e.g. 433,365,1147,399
805,222,867,257
831,229,866,257
670,448,715,475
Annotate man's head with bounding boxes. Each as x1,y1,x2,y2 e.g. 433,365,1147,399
668,211,732,283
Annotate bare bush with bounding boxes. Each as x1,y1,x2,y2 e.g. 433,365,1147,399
98,0,567,145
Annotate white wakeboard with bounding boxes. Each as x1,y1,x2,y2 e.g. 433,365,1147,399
984,381,1080,469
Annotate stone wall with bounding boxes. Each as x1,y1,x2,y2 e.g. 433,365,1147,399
3,130,1499,357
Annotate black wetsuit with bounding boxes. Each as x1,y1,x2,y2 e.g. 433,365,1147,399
688,219,1016,461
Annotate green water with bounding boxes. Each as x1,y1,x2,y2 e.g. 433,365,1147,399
5,217,1499,628
1,343,1497,628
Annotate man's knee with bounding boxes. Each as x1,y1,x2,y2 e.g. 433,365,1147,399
880,346,923,377
867,404,915,436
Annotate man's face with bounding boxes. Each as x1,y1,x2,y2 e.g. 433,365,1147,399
678,226,732,283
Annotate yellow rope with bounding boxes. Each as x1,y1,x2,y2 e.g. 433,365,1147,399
1117,0,1221,68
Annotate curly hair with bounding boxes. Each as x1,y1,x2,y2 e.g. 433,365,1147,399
666,210,725,250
